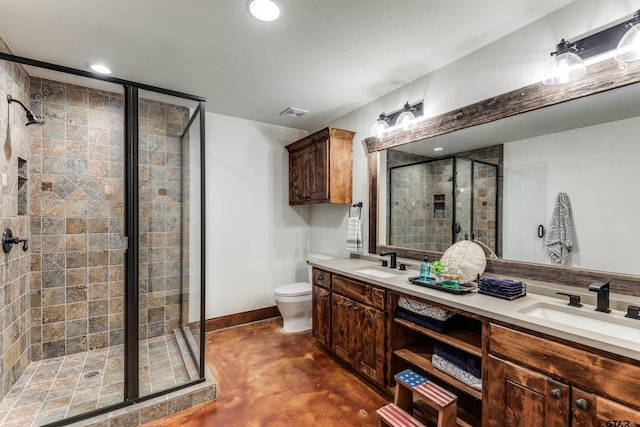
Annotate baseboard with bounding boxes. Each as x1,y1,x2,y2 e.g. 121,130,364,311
205,306,281,332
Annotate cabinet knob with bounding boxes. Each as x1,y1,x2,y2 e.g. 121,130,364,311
575,399,588,411
550,389,562,399
346,303,353,309
354,306,360,311
318,274,324,280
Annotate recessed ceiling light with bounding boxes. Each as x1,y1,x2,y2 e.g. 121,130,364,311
433,147,443,152
248,0,281,21
88,63,112,75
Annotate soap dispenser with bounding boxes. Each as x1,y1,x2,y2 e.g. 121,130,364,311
420,256,431,282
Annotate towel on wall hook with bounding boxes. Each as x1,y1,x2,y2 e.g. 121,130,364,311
546,192,573,265
346,203,363,252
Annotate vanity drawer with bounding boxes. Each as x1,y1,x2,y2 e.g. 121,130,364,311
332,276,385,310
312,268,331,289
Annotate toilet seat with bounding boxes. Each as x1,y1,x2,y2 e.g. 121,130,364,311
275,282,311,297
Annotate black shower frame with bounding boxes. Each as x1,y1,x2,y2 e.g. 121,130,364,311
388,155,499,252
0,52,207,426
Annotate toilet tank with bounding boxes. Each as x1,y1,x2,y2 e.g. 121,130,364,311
307,254,333,283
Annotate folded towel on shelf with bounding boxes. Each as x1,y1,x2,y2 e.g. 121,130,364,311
397,297,455,321
396,307,457,333
432,354,482,391
433,342,482,379
546,192,573,265
346,216,363,252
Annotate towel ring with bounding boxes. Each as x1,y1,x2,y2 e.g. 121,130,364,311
349,202,362,219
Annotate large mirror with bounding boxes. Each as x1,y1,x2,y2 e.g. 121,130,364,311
375,80,640,276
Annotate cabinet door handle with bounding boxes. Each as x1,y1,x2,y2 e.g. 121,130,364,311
550,389,562,399
346,303,353,309
575,399,588,411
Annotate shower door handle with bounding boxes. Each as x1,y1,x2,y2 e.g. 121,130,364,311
537,225,545,238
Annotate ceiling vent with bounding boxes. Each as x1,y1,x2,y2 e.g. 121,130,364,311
279,107,309,118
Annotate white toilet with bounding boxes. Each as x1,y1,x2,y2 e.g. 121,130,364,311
275,254,333,333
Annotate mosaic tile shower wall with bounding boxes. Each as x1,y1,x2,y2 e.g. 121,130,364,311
0,38,32,401
387,150,430,249
28,78,126,361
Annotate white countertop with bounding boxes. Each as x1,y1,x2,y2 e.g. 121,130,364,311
309,254,640,362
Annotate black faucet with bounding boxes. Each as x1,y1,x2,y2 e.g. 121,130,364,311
588,282,610,313
380,252,397,269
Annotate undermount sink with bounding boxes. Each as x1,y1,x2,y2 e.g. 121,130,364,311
355,267,404,279
519,302,640,344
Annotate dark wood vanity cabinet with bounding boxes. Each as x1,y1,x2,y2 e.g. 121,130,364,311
286,127,355,205
485,355,570,427
312,268,332,347
311,269,386,387
330,275,386,386
312,285,331,346
486,324,640,427
331,292,386,386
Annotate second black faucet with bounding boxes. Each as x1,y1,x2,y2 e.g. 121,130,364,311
588,281,610,313
380,252,397,269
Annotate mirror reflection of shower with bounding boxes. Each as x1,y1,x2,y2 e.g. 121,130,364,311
7,94,45,126
388,155,499,254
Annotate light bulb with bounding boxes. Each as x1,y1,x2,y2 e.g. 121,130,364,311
395,111,415,129
542,52,585,85
371,114,389,137
395,102,416,129
615,23,640,67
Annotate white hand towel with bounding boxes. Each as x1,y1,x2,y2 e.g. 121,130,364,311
346,217,363,252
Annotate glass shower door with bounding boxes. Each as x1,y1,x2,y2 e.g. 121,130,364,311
137,90,203,397
454,157,472,243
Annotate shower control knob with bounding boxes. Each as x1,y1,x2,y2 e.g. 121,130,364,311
2,228,28,253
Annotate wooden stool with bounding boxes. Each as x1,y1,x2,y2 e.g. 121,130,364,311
394,369,457,427
377,403,426,427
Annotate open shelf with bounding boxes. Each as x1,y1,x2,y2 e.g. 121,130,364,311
393,347,483,401
394,317,482,357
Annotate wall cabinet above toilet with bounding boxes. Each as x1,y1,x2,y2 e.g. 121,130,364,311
286,127,355,205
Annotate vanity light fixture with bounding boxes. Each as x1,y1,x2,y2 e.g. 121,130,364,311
542,39,586,85
248,0,281,21
88,63,112,75
371,113,390,137
615,10,640,67
543,9,640,85
370,101,424,137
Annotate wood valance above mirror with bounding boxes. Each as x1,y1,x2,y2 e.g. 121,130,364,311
364,58,640,296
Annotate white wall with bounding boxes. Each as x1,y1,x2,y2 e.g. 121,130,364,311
205,112,308,318
504,116,640,274
317,0,640,257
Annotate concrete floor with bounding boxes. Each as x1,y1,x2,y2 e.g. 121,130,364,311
143,317,389,426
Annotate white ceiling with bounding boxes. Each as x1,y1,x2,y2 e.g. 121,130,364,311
0,0,575,131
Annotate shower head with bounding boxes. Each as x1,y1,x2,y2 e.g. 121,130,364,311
7,94,45,126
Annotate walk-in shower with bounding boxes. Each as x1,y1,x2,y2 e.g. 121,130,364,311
388,155,499,254
0,48,209,426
